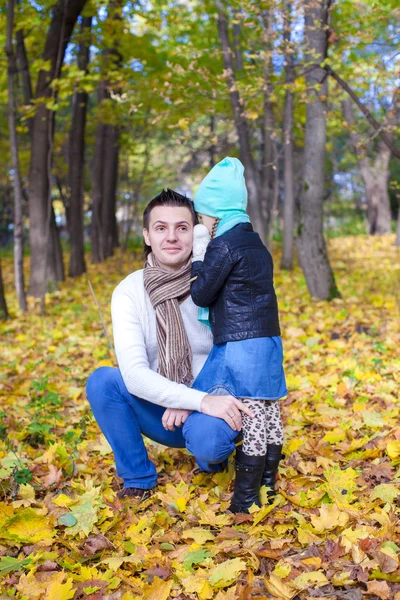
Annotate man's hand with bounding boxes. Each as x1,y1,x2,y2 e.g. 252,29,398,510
200,395,254,431
192,224,211,262
162,408,192,431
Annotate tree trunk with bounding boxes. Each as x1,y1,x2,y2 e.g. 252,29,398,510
216,0,265,239
343,98,392,235
69,16,92,277
28,0,87,297
361,147,392,235
15,28,33,139
6,0,27,311
281,0,295,270
0,260,9,321
90,1,122,262
296,0,339,300
261,10,275,239
91,82,106,264
101,123,120,258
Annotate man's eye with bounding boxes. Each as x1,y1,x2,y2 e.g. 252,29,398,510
179,226,188,231
156,227,165,231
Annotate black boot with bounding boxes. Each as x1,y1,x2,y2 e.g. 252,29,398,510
229,448,266,514
261,444,284,499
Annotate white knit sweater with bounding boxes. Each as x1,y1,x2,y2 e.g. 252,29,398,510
111,269,213,410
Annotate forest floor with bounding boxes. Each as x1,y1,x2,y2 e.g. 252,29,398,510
0,235,399,600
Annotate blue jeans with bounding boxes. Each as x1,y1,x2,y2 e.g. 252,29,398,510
86,367,238,489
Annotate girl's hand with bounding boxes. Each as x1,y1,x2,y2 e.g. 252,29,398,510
162,408,192,431
192,224,211,262
200,395,254,431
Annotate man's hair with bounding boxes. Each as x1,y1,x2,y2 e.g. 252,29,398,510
143,188,197,258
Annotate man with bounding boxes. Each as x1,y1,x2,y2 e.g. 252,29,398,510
86,189,252,499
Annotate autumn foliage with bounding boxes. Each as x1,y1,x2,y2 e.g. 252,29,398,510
0,235,399,599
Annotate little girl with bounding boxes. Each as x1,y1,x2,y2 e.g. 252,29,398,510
190,157,287,514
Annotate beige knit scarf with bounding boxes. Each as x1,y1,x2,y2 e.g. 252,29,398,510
143,253,193,384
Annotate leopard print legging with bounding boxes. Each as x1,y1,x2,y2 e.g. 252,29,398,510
241,399,284,456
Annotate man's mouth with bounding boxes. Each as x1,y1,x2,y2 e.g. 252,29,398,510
163,247,181,252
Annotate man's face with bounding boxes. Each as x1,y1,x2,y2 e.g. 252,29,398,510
143,206,194,271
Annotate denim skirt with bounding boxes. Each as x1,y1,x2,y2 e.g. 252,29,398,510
192,336,287,401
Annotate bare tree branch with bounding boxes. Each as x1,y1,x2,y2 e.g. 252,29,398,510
326,66,400,159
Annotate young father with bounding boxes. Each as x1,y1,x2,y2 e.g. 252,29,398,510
86,189,253,499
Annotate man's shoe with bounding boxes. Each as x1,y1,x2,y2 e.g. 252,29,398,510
117,487,153,501
229,448,266,514
261,444,284,499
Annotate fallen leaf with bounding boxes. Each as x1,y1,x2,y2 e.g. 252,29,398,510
209,558,247,588
366,580,392,599
142,576,172,600
310,503,349,532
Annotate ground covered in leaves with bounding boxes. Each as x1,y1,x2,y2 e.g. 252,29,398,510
0,235,399,600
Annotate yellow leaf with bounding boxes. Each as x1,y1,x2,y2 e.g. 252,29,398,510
2,508,55,544
286,439,303,454
291,570,329,590
214,586,237,600
182,573,214,599
209,558,246,588
13,484,36,508
252,500,278,525
52,494,75,508
175,496,188,512
142,577,172,600
310,503,349,532
301,556,322,568
272,561,291,578
264,574,296,599
45,574,75,600
386,440,400,460
371,483,399,504
332,571,354,585
297,527,321,545
182,528,215,545
323,428,346,444
98,359,114,367
323,465,358,507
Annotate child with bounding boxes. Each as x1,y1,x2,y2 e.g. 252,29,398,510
190,157,287,514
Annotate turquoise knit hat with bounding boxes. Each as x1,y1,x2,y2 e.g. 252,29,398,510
194,157,248,217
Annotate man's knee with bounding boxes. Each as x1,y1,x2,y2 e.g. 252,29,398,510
183,413,235,464
86,367,121,409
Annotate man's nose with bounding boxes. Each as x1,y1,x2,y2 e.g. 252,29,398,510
166,228,178,241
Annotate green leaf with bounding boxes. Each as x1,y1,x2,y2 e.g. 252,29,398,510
209,558,247,588
0,556,31,577
58,513,78,527
160,542,175,550
183,548,213,572
371,484,399,504
362,411,384,428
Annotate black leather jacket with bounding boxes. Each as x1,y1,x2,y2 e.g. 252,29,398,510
191,223,281,344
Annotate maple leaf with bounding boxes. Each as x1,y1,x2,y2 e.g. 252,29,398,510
0,556,31,577
1,508,55,545
45,573,75,600
323,465,359,508
183,548,214,572
310,503,349,532
209,558,247,588
142,577,172,600
370,483,399,504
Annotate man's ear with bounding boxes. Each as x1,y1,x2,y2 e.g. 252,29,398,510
143,228,150,247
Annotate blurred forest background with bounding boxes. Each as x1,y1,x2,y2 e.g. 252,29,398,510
0,0,399,313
